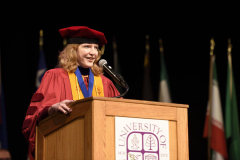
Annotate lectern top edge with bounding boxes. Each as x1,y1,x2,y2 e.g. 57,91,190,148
72,96,189,108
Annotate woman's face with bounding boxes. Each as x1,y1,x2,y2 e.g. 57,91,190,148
77,43,99,68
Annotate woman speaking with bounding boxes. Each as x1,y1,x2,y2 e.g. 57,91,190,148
22,26,120,159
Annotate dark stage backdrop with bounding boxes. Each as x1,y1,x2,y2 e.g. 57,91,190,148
1,22,240,160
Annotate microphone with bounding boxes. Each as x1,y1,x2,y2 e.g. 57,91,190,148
99,59,128,88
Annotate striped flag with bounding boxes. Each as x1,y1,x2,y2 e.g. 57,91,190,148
225,41,240,160
203,55,228,160
158,39,172,103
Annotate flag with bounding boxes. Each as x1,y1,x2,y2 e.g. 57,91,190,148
203,55,228,160
142,35,154,101
0,47,8,149
158,39,172,103
113,35,123,94
0,83,8,149
35,50,47,88
27,30,47,160
225,50,240,160
35,30,47,89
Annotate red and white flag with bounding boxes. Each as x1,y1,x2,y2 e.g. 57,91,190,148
203,56,228,160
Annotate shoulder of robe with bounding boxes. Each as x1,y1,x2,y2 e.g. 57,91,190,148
45,68,69,79
100,74,112,84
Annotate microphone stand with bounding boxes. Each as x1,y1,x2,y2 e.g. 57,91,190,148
100,61,129,98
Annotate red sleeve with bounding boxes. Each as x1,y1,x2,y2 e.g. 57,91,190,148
100,75,122,97
22,69,68,158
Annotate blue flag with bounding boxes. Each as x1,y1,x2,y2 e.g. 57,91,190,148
0,82,8,149
35,50,47,88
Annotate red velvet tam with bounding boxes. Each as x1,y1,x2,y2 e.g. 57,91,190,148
59,26,107,47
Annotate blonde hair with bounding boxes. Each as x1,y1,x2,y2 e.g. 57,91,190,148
58,44,105,76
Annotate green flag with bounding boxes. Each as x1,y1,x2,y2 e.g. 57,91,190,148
158,54,172,102
225,52,240,160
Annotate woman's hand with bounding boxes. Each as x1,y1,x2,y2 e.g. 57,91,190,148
48,100,75,115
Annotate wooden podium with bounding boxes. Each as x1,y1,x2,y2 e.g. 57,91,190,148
35,97,189,160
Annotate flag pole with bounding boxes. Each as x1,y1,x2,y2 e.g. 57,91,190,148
144,35,150,68
39,30,43,51
227,39,233,100
159,39,164,56
36,30,47,89
207,38,215,160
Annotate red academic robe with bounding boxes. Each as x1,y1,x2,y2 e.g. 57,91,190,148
22,68,120,159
